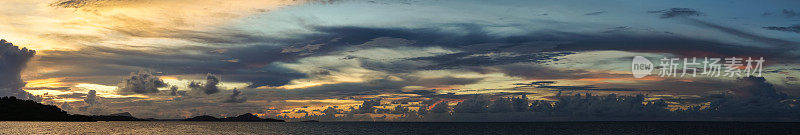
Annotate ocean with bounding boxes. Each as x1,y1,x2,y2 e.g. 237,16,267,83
1,121,799,134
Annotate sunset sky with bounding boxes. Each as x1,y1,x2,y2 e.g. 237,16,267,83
1,0,799,119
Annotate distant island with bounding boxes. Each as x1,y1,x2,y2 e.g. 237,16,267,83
90,112,148,121
1,96,284,122
184,113,285,122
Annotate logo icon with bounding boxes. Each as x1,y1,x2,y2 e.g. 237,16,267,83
632,56,653,78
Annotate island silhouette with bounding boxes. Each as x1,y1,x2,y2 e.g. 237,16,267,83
185,113,284,122
1,96,284,122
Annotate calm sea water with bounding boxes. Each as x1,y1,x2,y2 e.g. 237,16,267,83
1,121,799,134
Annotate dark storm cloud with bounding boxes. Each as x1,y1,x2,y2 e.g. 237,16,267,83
584,11,606,16
411,51,573,70
302,25,797,67
304,24,530,48
648,8,703,18
28,15,800,91
222,63,307,89
37,43,307,87
118,71,168,94
764,24,800,34
206,25,580,87
189,73,221,95
466,63,628,80
357,57,431,73
234,23,799,91
0,39,39,100
219,26,451,68
407,76,484,87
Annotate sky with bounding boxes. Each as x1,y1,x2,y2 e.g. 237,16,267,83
1,0,800,120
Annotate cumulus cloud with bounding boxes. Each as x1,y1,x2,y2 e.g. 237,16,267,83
169,86,179,96
0,39,39,101
223,88,247,103
84,90,100,106
288,76,797,121
118,71,168,94
703,76,797,116
189,73,221,95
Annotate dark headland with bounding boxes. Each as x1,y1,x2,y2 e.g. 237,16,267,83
1,96,284,122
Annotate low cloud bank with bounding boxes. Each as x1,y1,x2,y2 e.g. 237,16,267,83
279,76,800,121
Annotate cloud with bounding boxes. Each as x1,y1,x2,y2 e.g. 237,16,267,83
0,39,39,100
704,76,795,115
729,76,787,99
23,20,799,92
584,11,606,16
288,79,406,95
189,73,221,95
23,86,71,90
234,65,307,89
547,33,795,60
169,86,179,96
649,8,703,18
536,85,663,92
648,8,795,46
408,77,484,88
223,88,247,103
234,23,799,93
782,9,798,18
84,90,100,106
682,18,796,46
50,0,141,8
764,24,800,34
469,63,627,80
118,71,168,94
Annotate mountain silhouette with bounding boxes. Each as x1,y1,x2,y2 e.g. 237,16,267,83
90,112,146,121
184,113,285,122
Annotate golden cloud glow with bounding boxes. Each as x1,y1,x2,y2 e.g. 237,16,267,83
0,0,305,51
24,77,68,88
